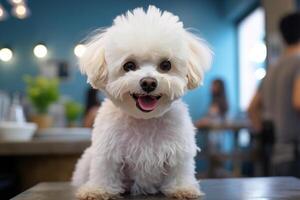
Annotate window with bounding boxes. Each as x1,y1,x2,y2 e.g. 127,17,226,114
238,7,266,111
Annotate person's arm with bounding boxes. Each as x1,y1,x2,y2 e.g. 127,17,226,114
292,76,300,111
247,90,263,132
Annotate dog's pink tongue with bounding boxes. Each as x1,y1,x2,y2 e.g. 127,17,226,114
137,95,158,111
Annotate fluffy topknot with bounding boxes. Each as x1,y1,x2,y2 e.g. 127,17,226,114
113,5,183,31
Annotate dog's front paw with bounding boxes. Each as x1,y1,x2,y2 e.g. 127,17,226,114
76,185,120,200
164,187,204,200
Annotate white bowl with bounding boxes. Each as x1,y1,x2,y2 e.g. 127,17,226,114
0,121,37,141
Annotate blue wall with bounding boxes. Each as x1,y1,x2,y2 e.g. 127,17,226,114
222,0,258,20
0,0,238,120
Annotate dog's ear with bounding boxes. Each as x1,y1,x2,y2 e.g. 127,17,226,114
79,32,108,89
185,32,212,90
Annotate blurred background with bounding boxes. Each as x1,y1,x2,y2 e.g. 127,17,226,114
0,0,300,199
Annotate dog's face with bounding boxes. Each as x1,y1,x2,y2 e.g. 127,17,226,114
80,6,212,119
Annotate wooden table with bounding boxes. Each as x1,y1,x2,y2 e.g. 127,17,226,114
196,120,254,177
196,120,251,132
0,138,90,156
11,177,300,200
0,137,91,196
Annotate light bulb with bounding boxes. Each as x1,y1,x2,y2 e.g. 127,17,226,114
33,44,48,58
0,7,3,17
74,44,86,58
0,48,13,62
0,5,7,21
12,4,29,19
9,0,24,5
255,67,266,80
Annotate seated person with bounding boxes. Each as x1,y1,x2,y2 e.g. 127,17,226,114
196,78,228,128
83,87,102,128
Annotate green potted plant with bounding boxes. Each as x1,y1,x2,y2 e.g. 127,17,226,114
64,100,83,127
24,75,59,129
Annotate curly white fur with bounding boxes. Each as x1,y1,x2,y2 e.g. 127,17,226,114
72,5,212,200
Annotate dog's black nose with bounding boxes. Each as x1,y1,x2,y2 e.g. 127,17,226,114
140,77,157,93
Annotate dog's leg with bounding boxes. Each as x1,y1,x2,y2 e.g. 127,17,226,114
160,156,204,199
76,155,124,200
72,147,92,186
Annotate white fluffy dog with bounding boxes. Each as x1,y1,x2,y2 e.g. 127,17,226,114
72,5,212,200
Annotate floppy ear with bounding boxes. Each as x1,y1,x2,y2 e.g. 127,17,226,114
185,32,213,90
79,31,108,89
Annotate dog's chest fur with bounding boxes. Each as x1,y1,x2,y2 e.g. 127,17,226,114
118,115,183,193
93,99,195,193
118,114,178,177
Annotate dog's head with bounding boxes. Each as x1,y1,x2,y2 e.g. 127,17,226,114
80,6,212,119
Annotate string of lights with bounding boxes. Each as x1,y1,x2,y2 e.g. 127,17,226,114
0,0,86,62
0,44,86,62
0,0,30,21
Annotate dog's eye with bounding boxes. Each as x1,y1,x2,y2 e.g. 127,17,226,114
123,61,137,72
159,60,171,72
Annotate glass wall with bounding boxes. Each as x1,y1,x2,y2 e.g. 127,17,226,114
238,7,266,111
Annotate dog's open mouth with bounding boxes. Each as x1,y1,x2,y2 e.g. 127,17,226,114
131,93,162,112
